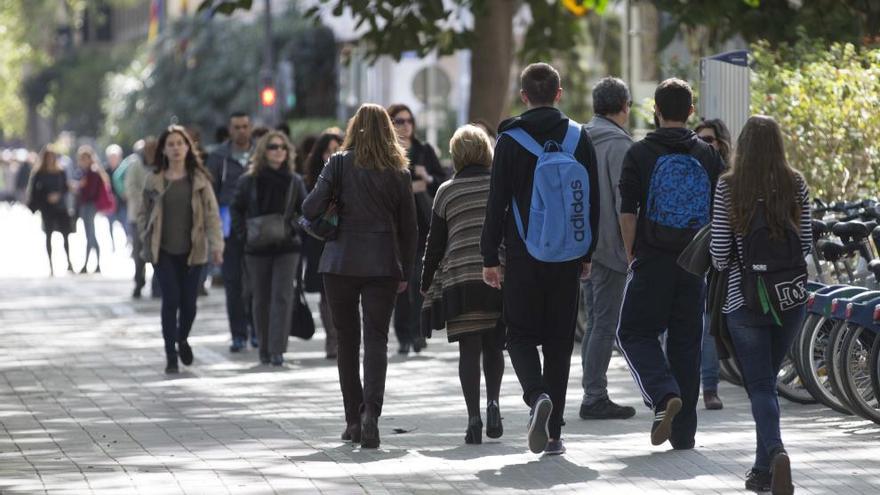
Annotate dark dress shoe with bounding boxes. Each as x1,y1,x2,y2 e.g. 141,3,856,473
413,337,427,353
397,342,411,355
179,341,193,366
486,400,503,439
360,414,380,449
704,391,724,410
465,416,482,445
579,398,636,419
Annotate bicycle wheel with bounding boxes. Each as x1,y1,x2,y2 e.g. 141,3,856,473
800,316,852,414
777,352,816,404
871,337,880,403
793,313,820,382
720,357,743,386
840,326,880,424
827,321,859,413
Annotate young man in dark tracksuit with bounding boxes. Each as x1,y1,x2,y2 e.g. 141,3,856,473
616,79,724,450
481,63,600,456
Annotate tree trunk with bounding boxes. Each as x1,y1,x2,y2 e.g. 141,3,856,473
468,0,518,129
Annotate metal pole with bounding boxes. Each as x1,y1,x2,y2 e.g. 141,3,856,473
263,0,276,124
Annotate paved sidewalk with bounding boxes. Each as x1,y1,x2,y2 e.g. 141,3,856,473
0,203,879,494
2,274,879,495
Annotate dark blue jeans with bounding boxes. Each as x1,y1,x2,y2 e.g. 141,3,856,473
726,304,805,471
154,251,203,360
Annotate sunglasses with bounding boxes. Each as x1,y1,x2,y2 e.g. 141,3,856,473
393,118,414,126
699,135,716,144
266,143,288,151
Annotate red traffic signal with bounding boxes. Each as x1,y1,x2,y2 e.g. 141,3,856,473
260,85,277,107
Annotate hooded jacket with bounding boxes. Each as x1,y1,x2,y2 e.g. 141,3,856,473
619,127,724,259
480,106,600,267
585,115,633,274
206,141,253,207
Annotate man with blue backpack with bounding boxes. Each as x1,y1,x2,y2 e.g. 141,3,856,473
481,62,599,456
616,78,724,450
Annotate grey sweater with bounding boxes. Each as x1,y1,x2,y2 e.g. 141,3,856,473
585,115,633,273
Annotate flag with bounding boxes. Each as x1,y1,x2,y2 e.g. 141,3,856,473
147,0,165,41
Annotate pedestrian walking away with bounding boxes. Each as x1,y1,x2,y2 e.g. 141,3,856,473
302,103,418,450
75,146,111,274
206,112,255,352
105,144,130,250
388,103,447,356
615,78,725,450
694,118,733,411
481,62,600,456
421,124,505,445
579,77,637,421
231,131,307,367
302,131,344,359
137,125,224,374
26,147,75,275
124,137,159,299
710,115,810,495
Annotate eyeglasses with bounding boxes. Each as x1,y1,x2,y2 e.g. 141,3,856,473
698,135,716,144
393,118,414,126
266,144,288,151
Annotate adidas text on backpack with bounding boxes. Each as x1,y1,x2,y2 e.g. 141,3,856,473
644,151,711,251
502,121,592,262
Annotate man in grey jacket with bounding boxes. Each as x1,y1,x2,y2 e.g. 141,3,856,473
579,77,637,420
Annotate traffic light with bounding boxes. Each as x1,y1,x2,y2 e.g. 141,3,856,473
260,84,277,108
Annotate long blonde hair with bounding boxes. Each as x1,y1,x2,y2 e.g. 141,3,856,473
250,130,296,176
342,104,408,171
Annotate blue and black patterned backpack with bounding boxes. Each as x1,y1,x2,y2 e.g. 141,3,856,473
644,149,711,252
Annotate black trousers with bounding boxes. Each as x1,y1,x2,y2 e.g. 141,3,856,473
394,248,425,345
222,236,247,340
323,274,398,425
504,255,580,439
131,221,146,291
616,253,705,446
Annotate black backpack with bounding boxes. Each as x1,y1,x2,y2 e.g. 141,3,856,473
740,201,807,325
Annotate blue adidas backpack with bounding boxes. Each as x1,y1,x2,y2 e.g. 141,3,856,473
502,121,591,262
644,150,711,251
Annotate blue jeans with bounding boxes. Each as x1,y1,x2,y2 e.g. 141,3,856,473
701,311,720,392
154,251,204,360
726,304,805,471
80,202,100,267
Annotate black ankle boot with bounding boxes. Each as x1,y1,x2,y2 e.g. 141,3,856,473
360,414,380,449
465,416,483,445
165,353,179,374
341,424,362,443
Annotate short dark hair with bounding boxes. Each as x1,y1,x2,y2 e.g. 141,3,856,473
654,78,693,123
229,111,249,121
592,77,630,116
521,63,561,106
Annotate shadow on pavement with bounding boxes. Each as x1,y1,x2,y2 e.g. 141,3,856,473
476,456,598,489
419,442,525,460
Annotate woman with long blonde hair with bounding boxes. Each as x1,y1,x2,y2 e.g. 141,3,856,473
303,104,418,449
231,130,307,366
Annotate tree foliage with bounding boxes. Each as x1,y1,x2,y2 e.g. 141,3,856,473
751,39,880,200
104,7,336,146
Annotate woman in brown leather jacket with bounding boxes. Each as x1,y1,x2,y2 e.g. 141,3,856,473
303,104,418,449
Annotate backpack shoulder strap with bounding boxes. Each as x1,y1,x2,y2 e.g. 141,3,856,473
561,120,582,154
502,128,543,157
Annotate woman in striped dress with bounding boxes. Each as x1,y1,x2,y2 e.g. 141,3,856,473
710,115,810,495
421,124,504,445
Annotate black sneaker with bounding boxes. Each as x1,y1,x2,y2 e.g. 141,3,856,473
544,438,566,455
745,468,772,492
229,338,245,353
486,400,503,439
527,393,553,454
770,449,793,495
650,396,681,446
179,340,193,366
579,398,636,420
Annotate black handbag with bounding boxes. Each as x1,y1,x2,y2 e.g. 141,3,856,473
299,153,344,241
246,176,299,250
290,259,315,339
